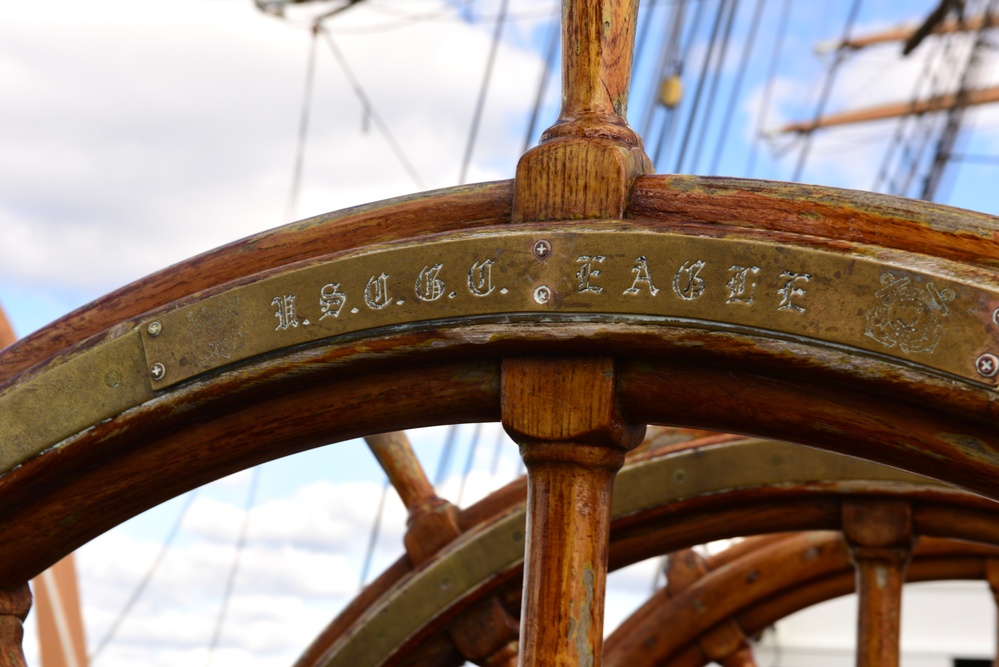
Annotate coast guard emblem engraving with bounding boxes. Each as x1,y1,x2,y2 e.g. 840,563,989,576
865,273,954,354
186,296,246,366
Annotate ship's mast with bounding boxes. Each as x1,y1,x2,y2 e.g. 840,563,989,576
780,0,999,201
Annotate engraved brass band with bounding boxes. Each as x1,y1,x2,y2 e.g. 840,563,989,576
3,223,999,475
141,225,999,388
319,440,946,667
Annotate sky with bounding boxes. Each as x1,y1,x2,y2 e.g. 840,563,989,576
4,0,999,664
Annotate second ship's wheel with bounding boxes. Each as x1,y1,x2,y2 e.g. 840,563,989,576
4,1,999,666
298,435,999,667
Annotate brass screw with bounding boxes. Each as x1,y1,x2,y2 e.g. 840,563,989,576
533,239,551,258
147,321,162,337
976,353,999,378
533,285,552,304
150,363,166,381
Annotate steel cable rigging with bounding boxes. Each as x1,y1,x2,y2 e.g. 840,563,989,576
205,467,261,667
790,0,864,182
688,0,739,174
459,0,511,184
746,0,792,177
708,0,765,174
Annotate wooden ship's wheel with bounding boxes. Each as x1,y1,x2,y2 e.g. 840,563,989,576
4,1,999,665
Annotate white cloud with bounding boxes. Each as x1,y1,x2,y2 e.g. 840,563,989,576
0,0,548,296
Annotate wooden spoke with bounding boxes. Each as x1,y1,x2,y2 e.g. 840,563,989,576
366,431,462,564
842,499,915,667
365,431,519,666
614,534,999,667
0,584,30,667
502,356,644,666
605,531,851,665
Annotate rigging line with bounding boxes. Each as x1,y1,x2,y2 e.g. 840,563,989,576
921,0,998,200
456,422,484,506
205,467,261,667
889,32,960,194
690,0,740,174
673,0,730,173
359,478,390,589
746,0,792,178
317,27,427,189
641,0,686,144
649,555,666,594
890,13,965,194
285,26,320,222
632,0,657,87
521,5,560,155
873,35,946,192
896,23,966,195
709,0,764,175
434,423,460,486
790,0,865,183
89,490,200,663
459,0,511,185
653,0,709,165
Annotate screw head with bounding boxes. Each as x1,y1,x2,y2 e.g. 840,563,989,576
977,353,999,378
533,285,552,304
147,321,162,337
150,362,166,381
533,239,551,258
993,308,999,326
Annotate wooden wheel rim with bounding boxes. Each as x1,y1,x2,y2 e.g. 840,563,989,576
297,438,999,667
3,178,999,587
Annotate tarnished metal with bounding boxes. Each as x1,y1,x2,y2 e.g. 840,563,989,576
0,331,154,473
317,440,945,667
139,224,999,389
3,223,999,478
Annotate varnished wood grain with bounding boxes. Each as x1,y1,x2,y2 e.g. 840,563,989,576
0,585,29,667
663,550,756,667
843,500,914,667
503,356,644,667
0,181,514,386
628,175,999,268
294,436,999,667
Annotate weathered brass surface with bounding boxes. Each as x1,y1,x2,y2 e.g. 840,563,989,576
3,224,998,476
0,331,153,473
141,224,999,388
318,440,945,667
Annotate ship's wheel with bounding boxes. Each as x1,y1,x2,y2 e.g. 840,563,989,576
4,1,999,666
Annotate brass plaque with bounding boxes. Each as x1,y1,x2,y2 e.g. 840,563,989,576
141,225,999,388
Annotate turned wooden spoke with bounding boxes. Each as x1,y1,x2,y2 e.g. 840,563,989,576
842,499,915,667
503,0,652,662
605,531,852,666
0,584,30,667
502,356,644,667
365,431,461,564
608,532,999,667
365,431,519,666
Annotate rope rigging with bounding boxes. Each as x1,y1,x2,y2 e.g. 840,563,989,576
790,0,864,182
708,0,764,174
746,0,792,177
205,467,261,667
459,0,511,184
689,0,740,174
